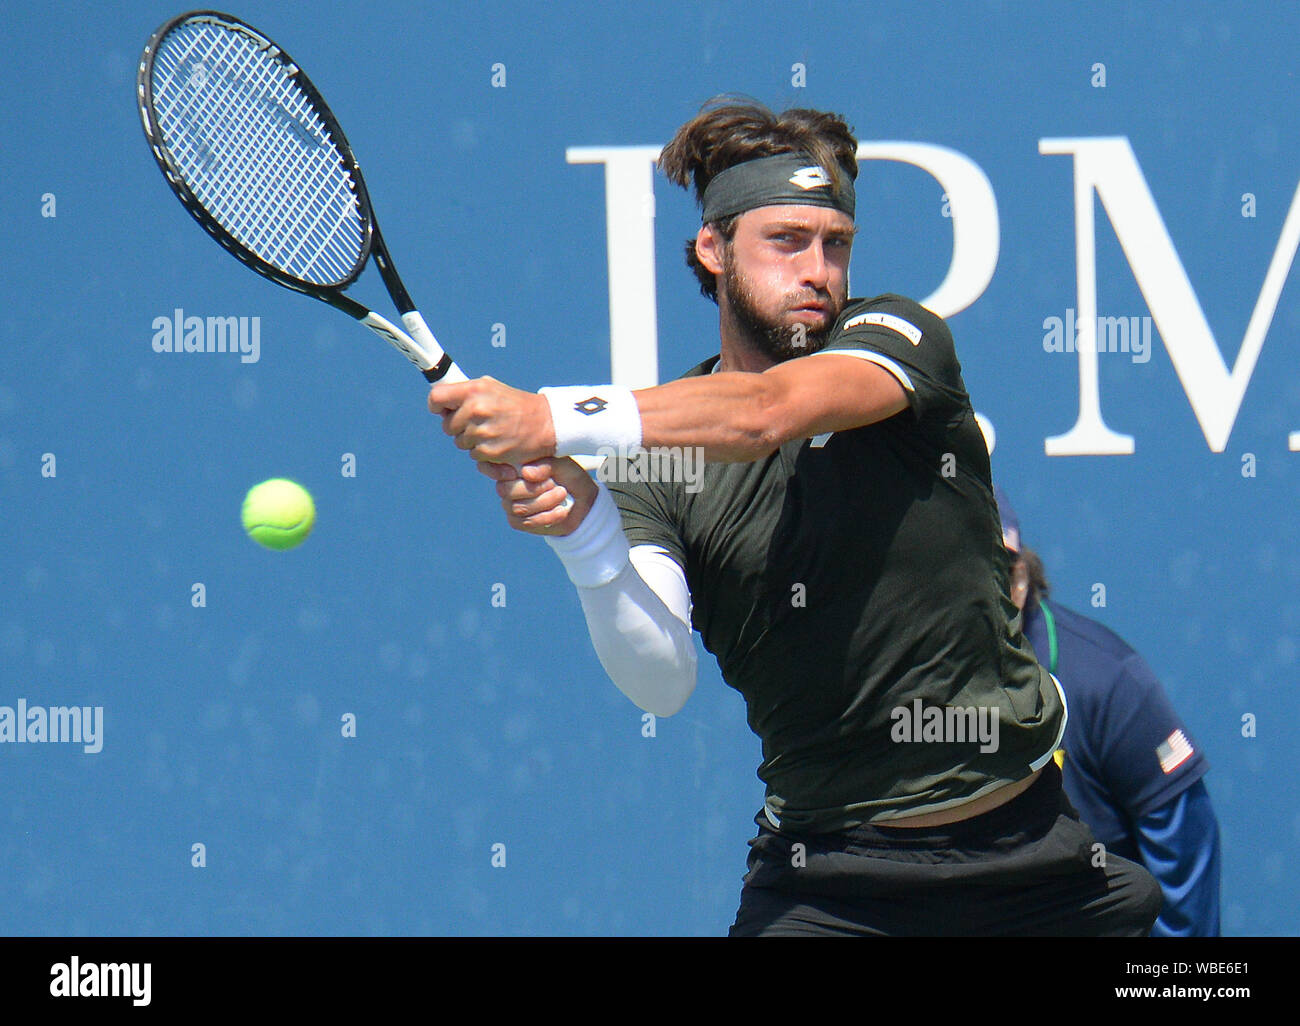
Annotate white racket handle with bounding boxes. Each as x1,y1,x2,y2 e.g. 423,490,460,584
400,311,467,383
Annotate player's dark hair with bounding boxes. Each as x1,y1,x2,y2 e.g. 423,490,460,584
658,97,859,303
1018,544,1052,611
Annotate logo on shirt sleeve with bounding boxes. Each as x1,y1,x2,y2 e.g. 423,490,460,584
1156,729,1194,774
843,311,923,345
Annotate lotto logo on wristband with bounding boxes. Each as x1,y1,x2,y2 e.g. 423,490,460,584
574,396,608,415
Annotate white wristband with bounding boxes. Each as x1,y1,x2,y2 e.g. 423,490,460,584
543,482,631,588
540,385,642,458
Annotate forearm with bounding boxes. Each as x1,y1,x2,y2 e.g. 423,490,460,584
544,355,908,466
574,557,698,717
632,373,784,462
1135,782,1222,937
544,485,697,716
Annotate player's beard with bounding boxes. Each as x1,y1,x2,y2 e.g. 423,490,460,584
721,250,842,363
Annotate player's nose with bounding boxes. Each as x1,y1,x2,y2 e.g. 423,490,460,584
798,239,830,290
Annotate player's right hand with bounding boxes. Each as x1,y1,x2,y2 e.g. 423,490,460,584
476,458,597,537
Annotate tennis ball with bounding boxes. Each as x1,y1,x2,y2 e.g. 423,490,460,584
241,478,315,550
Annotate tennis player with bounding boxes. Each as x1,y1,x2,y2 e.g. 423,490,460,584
428,98,1162,936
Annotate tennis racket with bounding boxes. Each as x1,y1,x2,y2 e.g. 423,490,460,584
136,9,465,384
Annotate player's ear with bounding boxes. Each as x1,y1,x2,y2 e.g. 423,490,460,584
695,223,726,276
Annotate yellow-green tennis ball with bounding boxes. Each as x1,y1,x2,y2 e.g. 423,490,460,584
242,478,315,550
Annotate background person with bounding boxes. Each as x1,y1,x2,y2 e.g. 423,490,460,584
996,486,1222,937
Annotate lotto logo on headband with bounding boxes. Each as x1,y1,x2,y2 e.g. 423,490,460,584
788,166,832,190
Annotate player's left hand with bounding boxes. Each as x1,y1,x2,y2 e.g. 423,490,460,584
476,458,597,536
428,376,555,464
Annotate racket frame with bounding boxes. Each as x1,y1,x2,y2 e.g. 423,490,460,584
137,9,463,383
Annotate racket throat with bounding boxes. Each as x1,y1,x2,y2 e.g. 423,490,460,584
359,311,433,370
400,310,466,383
357,311,462,383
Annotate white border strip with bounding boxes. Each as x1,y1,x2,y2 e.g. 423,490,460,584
811,348,916,392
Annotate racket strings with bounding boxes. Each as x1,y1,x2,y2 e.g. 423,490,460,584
154,27,284,236
185,31,292,231
161,25,362,283
223,47,342,265
149,19,366,286
172,30,287,238
157,24,360,282
219,34,345,261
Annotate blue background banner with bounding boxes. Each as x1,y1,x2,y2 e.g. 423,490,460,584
1,0,1296,935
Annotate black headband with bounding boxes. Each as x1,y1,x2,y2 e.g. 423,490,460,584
700,152,855,223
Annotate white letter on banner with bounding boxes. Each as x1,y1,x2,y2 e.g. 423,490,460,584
854,143,1001,445
855,142,1000,319
566,146,662,389
1040,137,1300,454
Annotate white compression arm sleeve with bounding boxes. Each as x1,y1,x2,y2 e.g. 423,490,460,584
544,485,697,716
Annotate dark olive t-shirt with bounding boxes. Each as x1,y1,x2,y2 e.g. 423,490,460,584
606,294,1065,832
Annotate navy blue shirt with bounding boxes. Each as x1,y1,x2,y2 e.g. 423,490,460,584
1023,598,1220,936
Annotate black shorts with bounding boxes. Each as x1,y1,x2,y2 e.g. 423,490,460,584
729,761,1162,936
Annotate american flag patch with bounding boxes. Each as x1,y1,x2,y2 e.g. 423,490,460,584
1156,729,1194,774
